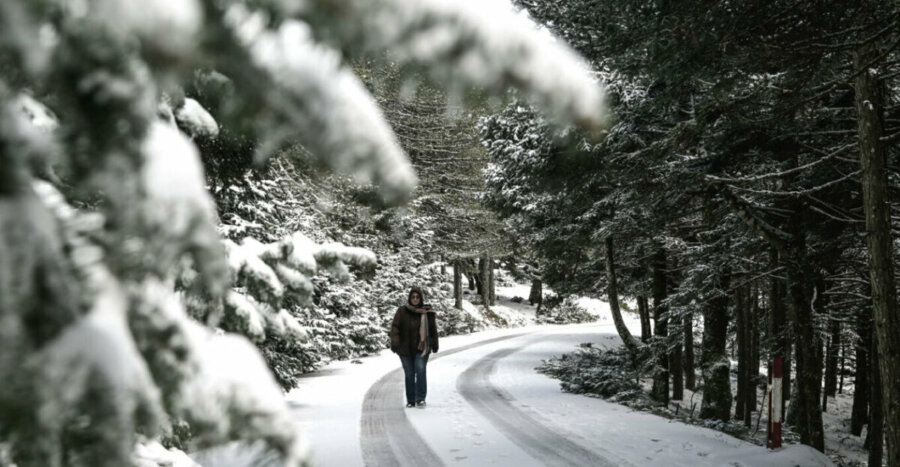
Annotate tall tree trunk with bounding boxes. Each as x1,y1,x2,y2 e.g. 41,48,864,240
786,380,800,427
441,255,446,275
699,268,731,422
738,284,754,425
684,309,696,391
735,285,749,424
529,279,543,315
851,304,871,436
824,318,840,408
786,253,824,451
867,328,884,466
488,258,496,306
604,237,641,354
651,248,669,405
466,271,476,291
453,261,463,310
480,255,490,308
638,295,652,343
854,45,900,466
671,319,684,401
769,249,790,416
838,340,846,395
749,283,761,414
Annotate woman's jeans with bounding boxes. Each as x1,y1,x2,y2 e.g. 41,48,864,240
399,353,429,404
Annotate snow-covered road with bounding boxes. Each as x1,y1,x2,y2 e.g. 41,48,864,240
287,310,832,467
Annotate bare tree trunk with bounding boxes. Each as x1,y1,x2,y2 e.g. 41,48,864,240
529,278,543,315
867,327,884,466
604,237,641,354
699,268,731,422
838,340,846,395
684,309,696,391
769,249,790,417
453,260,463,310
851,304,871,436
671,310,684,400
638,295,652,343
480,255,490,308
735,285,748,424
487,257,497,306
735,285,745,420
854,45,900,466
786,257,824,451
488,259,499,306
823,318,841,409
651,248,669,405
750,283,761,414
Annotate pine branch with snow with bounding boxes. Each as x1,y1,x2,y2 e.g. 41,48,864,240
1,0,608,464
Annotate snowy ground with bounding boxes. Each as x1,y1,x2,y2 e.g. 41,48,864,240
276,290,833,466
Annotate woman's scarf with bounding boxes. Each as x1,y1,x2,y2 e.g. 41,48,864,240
404,303,430,356
406,287,430,355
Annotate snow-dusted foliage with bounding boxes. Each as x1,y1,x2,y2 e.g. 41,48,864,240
218,232,376,343
174,98,219,138
282,0,609,130
537,344,646,403
535,296,597,324
1,0,605,464
225,9,417,203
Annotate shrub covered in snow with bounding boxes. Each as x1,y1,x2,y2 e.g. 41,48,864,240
537,344,647,404
536,295,597,324
540,344,781,449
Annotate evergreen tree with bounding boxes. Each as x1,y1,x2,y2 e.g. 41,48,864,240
492,0,900,455
0,0,607,464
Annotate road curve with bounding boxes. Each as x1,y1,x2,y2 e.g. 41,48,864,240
359,332,531,467
457,338,630,467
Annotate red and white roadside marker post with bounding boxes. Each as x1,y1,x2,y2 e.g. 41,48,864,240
767,356,783,449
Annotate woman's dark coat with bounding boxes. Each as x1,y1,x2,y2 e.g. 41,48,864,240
390,293,438,356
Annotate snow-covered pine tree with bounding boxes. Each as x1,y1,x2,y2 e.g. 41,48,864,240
0,0,607,464
499,0,899,457
361,60,514,313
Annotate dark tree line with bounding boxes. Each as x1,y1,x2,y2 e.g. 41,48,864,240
482,0,900,461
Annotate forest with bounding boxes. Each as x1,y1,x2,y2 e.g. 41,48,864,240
1,0,899,466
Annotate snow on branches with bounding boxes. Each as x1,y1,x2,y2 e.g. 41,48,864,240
283,0,610,131
225,8,418,204
1,0,608,464
221,231,376,343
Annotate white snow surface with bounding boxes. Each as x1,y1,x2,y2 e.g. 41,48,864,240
279,295,834,466
175,98,219,137
134,439,200,467
14,93,58,132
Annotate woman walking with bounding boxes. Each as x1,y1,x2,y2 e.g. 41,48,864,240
390,287,438,408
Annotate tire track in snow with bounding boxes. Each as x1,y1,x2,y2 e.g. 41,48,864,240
360,332,532,467
457,339,627,467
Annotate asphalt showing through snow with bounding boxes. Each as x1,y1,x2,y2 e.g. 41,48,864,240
359,330,626,467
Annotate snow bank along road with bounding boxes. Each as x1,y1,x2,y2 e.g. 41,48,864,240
289,321,833,467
